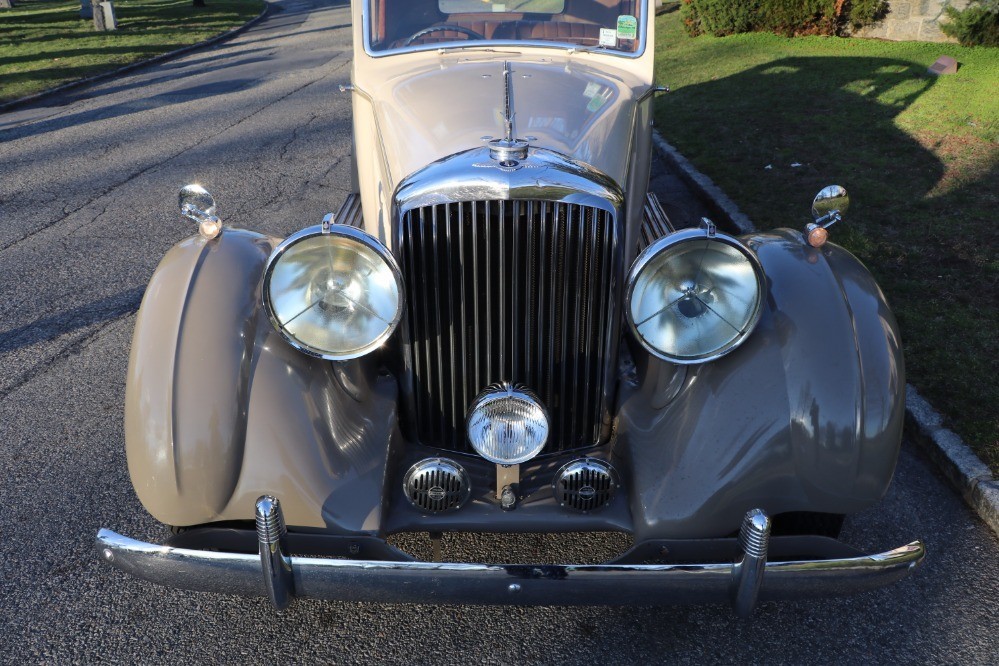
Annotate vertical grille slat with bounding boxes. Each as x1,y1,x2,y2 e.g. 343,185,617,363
499,199,507,380
472,202,481,421
402,199,617,455
592,211,613,443
485,200,493,386
511,200,519,382
558,204,573,448
458,203,469,418
444,205,459,441
537,202,548,399
524,201,537,373
547,203,559,405
429,205,448,444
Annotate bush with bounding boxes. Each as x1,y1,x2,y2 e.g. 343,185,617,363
848,0,889,27
680,0,759,35
942,0,999,46
681,0,888,37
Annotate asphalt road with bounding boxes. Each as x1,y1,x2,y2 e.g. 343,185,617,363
1,0,997,662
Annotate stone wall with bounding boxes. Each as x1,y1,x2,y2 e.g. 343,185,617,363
854,0,971,41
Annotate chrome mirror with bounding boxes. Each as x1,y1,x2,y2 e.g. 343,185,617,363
811,185,849,221
179,184,222,239
805,185,848,248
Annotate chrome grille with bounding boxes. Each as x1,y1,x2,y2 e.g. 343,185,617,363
400,200,617,455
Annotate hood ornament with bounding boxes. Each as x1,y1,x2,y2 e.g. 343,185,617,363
488,61,529,165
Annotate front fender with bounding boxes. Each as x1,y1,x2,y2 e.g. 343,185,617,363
124,230,397,531
618,229,905,540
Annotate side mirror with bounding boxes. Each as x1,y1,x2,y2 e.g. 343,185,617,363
811,185,849,221
179,184,222,239
805,185,849,248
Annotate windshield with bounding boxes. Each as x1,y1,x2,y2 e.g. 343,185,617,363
366,0,645,55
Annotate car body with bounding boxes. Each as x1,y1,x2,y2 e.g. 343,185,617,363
97,0,923,615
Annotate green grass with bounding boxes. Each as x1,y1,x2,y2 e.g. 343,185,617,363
653,11,999,471
0,0,264,103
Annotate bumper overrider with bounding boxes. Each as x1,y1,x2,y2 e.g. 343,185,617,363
96,498,924,616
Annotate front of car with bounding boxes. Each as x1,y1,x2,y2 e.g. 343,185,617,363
98,0,923,615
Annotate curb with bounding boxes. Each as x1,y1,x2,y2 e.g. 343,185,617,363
652,132,755,235
905,385,999,536
651,129,999,539
0,2,272,115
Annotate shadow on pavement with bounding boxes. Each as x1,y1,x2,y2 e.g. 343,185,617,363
0,287,144,354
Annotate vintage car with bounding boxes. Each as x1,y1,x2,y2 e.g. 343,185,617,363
97,0,924,615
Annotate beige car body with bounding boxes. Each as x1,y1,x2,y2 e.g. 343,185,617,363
348,0,658,251
103,0,925,615
123,0,906,542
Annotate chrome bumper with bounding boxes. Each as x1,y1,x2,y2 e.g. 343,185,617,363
97,499,924,616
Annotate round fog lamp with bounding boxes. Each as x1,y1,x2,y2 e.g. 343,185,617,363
625,229,765,364
263,225,403,360
466,385,549,465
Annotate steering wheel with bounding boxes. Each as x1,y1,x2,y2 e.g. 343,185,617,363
403,24,486,47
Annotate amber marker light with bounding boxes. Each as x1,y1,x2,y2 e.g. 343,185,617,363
806,224,829,248
199,219,222,240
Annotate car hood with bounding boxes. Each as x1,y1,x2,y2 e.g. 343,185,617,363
365,53,649,193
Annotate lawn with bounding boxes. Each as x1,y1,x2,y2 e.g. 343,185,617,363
652,11,999,470
0,0,265,103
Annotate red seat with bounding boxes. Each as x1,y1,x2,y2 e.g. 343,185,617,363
397,20,603,48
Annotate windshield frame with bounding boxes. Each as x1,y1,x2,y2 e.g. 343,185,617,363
360,0,649,60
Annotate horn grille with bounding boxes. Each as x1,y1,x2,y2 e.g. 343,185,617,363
403,458,471,513
553,458,617,513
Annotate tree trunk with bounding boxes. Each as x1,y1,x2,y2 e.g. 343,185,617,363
1,0,17,9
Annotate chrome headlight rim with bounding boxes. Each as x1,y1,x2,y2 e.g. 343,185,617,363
262,224,404,361
624,228,765,365
465,383,550,465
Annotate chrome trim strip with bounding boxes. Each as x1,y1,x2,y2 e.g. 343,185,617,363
635,84,669,105
394,146,624,216
97,528,925,608
334,193,364,228
338,83,373,103
360,0,651,61
639,192,674,250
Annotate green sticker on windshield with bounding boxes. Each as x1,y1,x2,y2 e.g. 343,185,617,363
617,15,637,40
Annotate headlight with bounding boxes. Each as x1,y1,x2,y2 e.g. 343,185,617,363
263,225,403,360
625,229,764,364
466,385,549,465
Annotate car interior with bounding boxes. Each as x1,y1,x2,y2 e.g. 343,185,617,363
367,0,644,52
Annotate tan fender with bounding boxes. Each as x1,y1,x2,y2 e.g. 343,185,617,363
125,229,397,530
619,230,906,540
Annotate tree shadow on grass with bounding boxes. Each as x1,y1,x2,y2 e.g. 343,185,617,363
654,54,998,464
0,43,195,67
